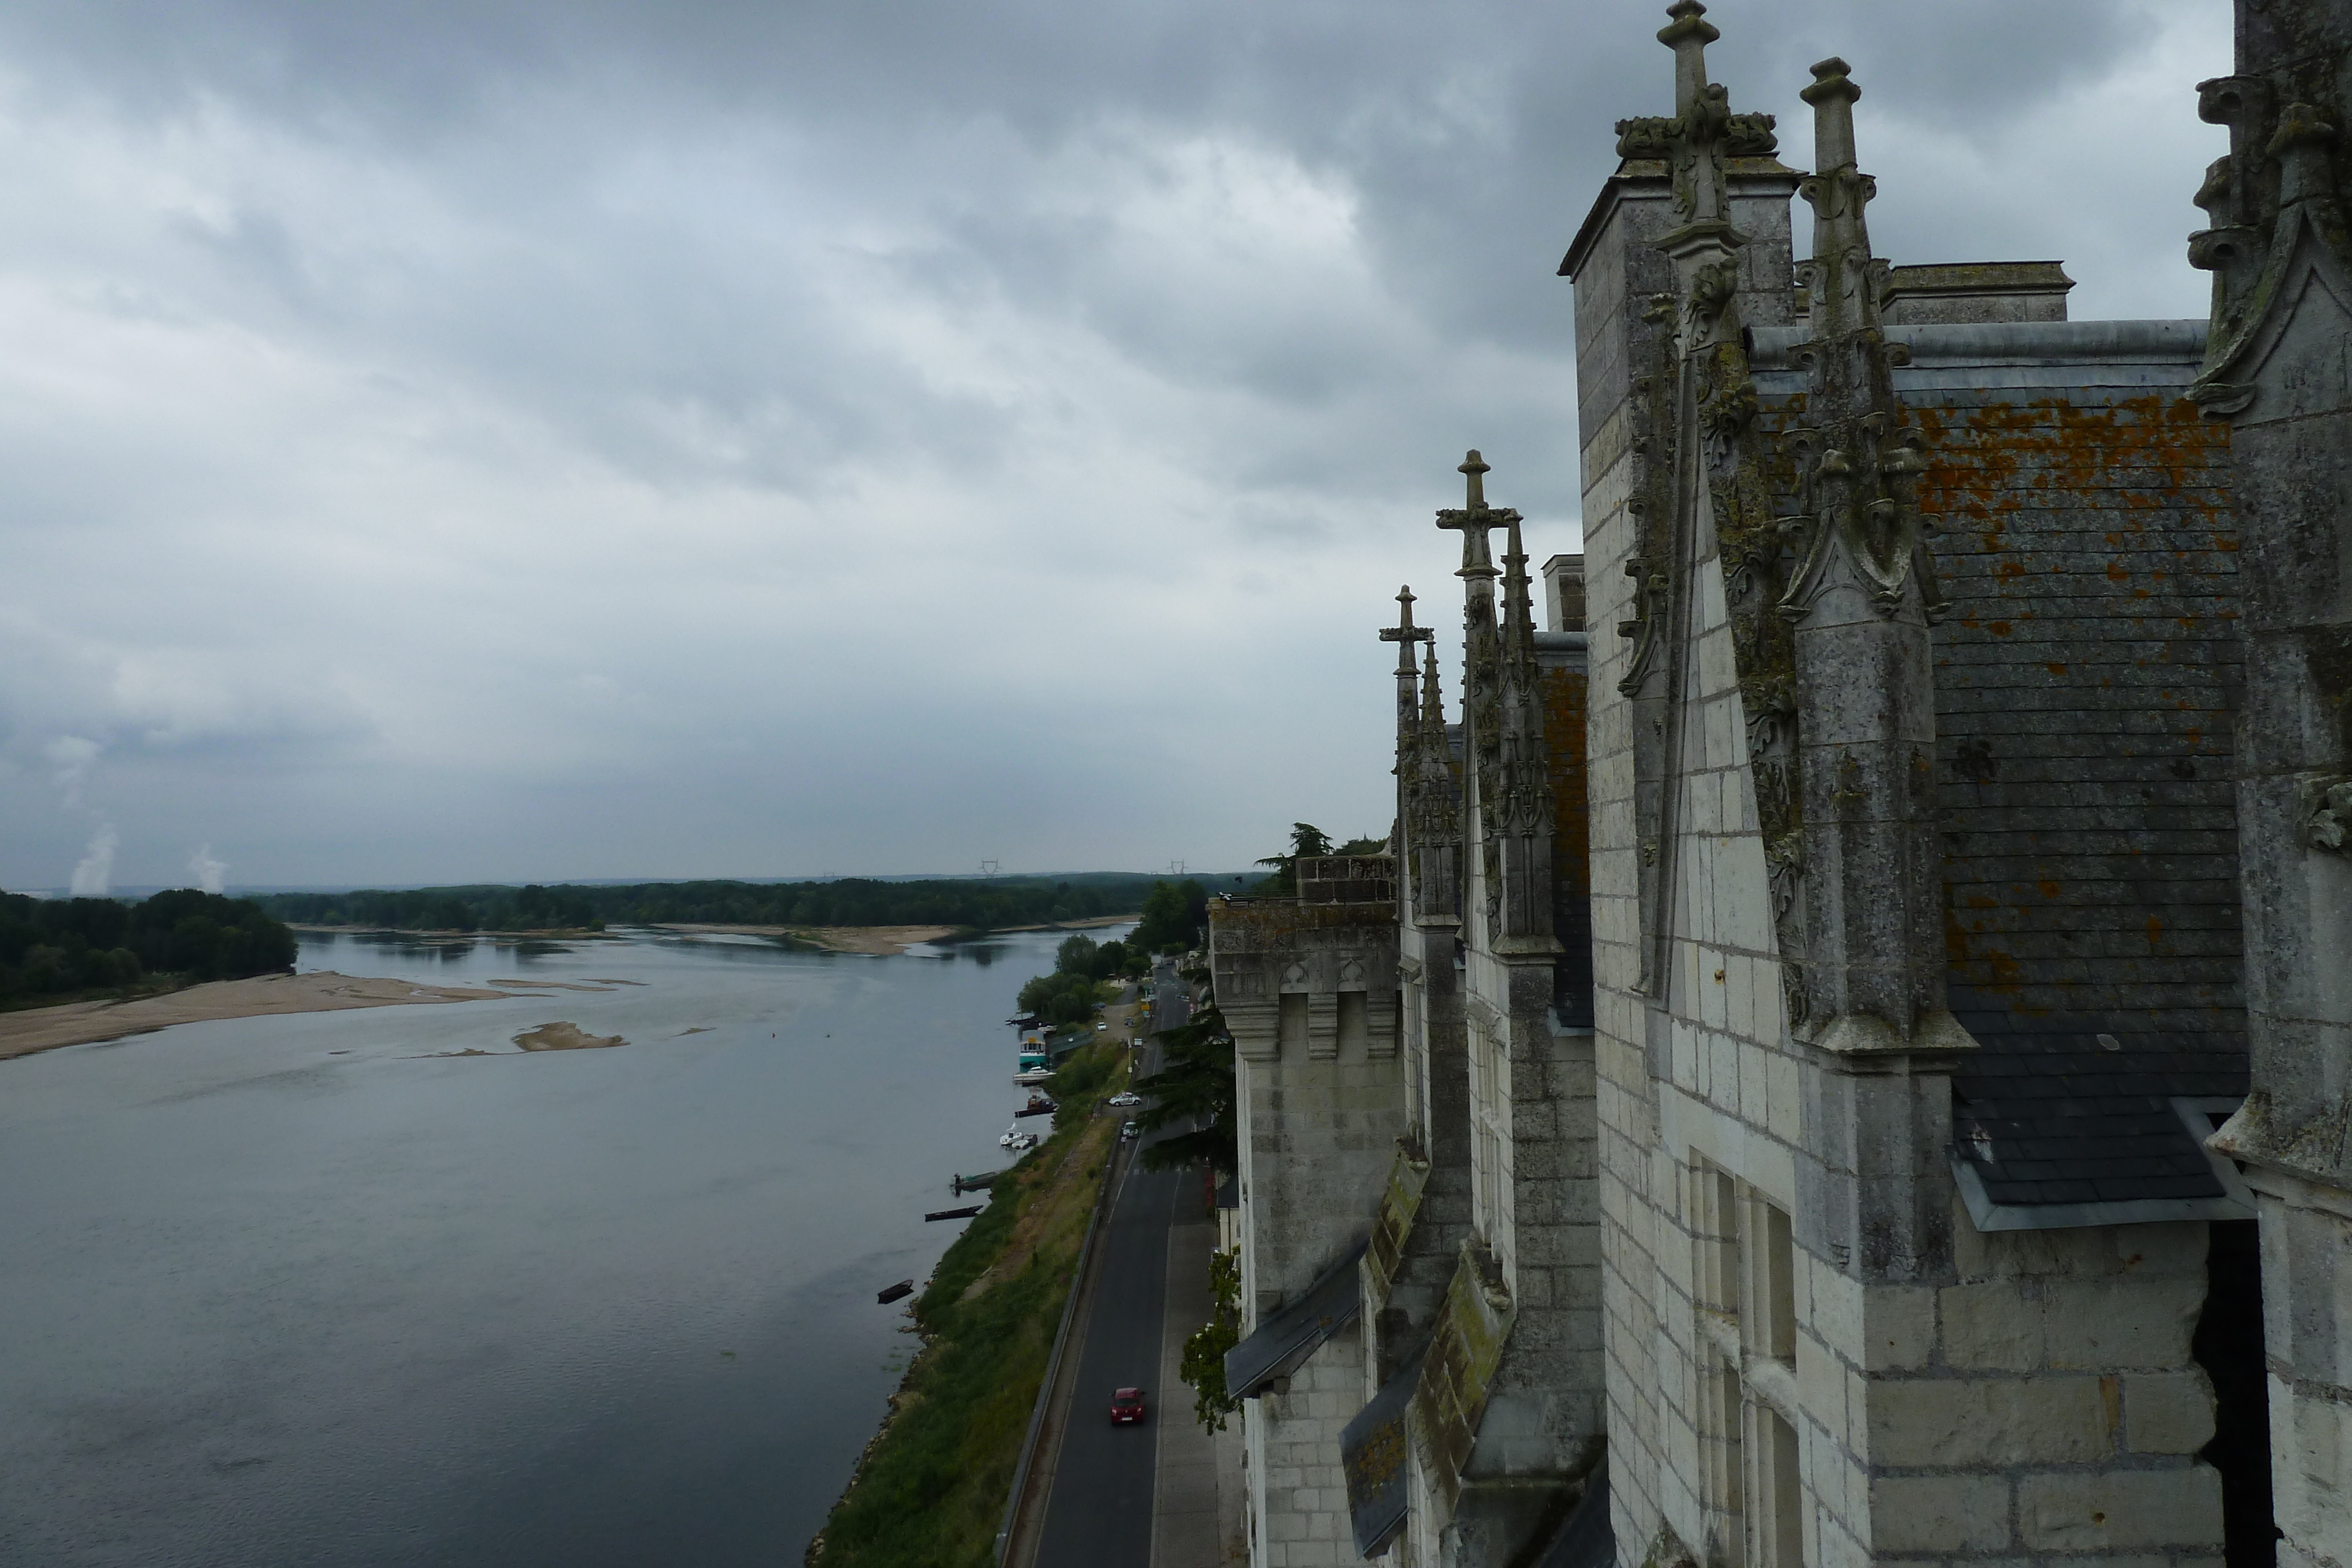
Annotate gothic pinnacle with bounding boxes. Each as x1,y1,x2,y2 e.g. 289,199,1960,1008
1658,1,1718,118
1438,450,1513,586
1799,55,1880,342
1421,636,1445,725
1501,515,1538,656
1380,586,1432,674
1459,450,1490,511
1802,56,1860,173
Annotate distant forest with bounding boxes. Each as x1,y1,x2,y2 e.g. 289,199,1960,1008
254,874,1190,934
0,890,298,1009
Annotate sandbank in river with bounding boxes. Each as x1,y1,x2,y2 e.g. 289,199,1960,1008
0,971,513,1061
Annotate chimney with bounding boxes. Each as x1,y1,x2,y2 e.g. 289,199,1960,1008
1541,553,1586,633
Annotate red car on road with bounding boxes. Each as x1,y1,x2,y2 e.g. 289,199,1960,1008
1110,1387,1147,1425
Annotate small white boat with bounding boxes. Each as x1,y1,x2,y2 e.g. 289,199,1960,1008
1013,1066,1054,1085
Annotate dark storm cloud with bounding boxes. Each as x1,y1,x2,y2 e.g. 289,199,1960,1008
0,1,2227,888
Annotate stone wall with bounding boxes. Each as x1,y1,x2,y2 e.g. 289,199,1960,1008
1569,22,2234,1568
1214,893,1405,1567
2189,7,2352,1566
1247,1326,1371,1568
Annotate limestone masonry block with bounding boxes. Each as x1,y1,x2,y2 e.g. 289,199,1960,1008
1867,1473,2013,1553
1797,1334,1851,1446
2273,1376,2352,1568
2125,1369,2218,1455
1862,1285,1936,1371
2017,1465,2223,1550
1939,1280,2045,1370
1867,1376,2114,1467
2041,1279,2201,1370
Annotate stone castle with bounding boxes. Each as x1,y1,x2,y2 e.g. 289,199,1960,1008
1208,5,2352,1567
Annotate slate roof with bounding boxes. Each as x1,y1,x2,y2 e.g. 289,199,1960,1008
1949,987,2247,1210
1339,1342,1424,1558
1529,1460,1615,1568
1224,1241,1365,1399
1895,323,2251,1221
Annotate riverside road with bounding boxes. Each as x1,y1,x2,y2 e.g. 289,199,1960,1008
1029,962,1194,1568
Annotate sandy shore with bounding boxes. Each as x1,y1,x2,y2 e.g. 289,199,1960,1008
653,922,959,956
989,913,1138,935
655,914,1136,955
0,971,513,1061
512,1021,626,1052
283,924,609,940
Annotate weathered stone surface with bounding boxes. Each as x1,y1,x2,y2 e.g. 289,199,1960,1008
2019,1466,2227,1549
1866,1472,2013,1552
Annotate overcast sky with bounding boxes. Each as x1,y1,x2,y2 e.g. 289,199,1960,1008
0,0,2230,892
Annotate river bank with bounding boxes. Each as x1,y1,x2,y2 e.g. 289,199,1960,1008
656,914,1138,957
809,1028,1135,1568
653,923,960,956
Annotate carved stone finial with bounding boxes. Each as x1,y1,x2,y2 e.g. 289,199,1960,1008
1379,586,1433,674
1439,450,1512,586
1657,2,1719,119
1802,57,1860,172
1797,56,1882,343
1459,450,1491,510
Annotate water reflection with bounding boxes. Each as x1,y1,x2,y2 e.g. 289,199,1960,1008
0,922,1128,1567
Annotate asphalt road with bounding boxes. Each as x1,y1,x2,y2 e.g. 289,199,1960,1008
1029,959,1194,1568
1032,1157,1185,1568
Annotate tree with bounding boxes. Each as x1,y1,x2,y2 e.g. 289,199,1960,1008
1015,969,1098,1027
1132,997,1237,1176
1179,1248,1244,1431
1251,823,1335,897
1131,878,1208,954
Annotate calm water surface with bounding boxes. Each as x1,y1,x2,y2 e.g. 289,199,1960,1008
0,925,1107,1567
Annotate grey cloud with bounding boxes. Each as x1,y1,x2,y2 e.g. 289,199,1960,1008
0,0,2233,888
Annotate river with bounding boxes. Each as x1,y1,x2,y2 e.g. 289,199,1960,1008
0,924,1114,1567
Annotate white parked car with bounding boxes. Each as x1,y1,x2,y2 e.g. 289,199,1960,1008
1107,1092,1142,1107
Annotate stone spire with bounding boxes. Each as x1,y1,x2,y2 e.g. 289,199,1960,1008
1776,56,1957,1069
1658,1,1736,240
1490,511,1559,946
1437,451,1553,952
1619,2,1781,1001
1409,630,1459,928
1382,587,1435,860
1651,1,1750,353
1781,56,1938,621
1439,450,1510,782
1381,586,1431,737
1796,57,1879,343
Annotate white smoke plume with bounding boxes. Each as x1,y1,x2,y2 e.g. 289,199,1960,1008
188,845,228,895
70,824,119,897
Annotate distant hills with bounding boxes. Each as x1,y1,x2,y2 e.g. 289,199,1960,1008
246,872,1251,935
